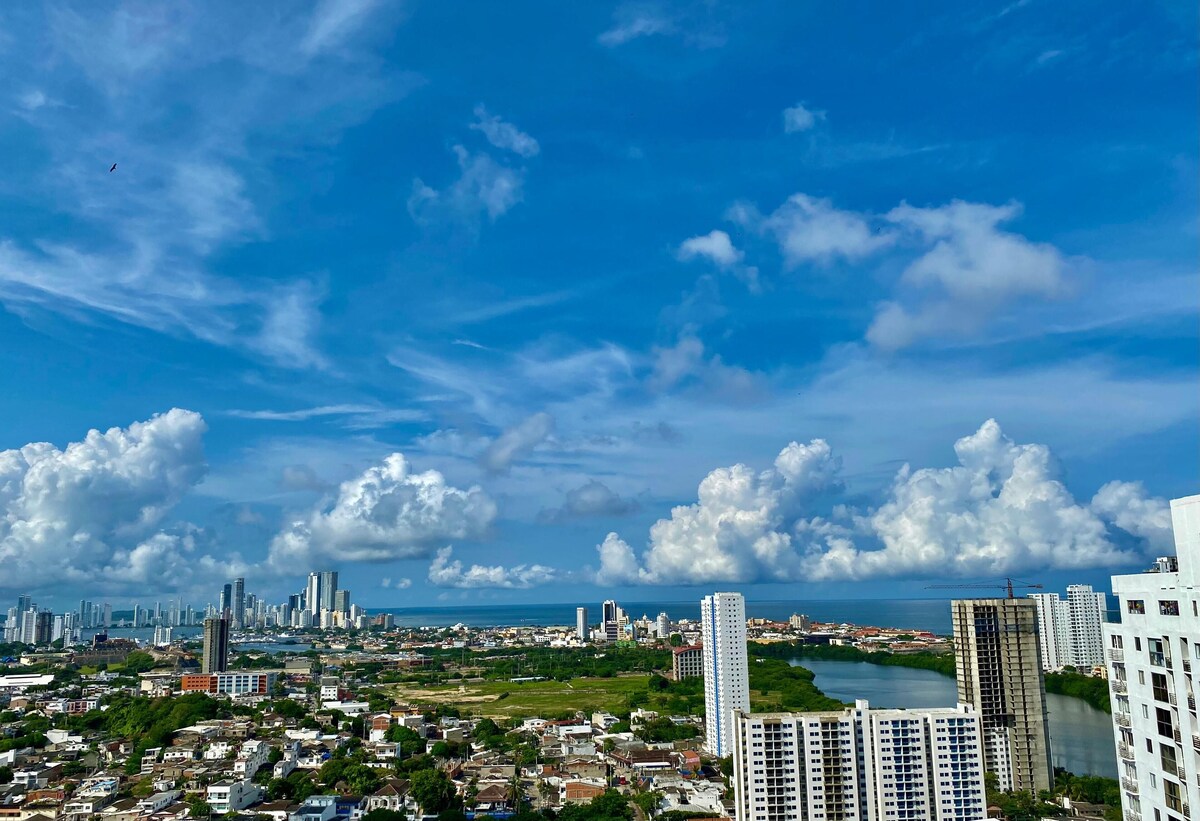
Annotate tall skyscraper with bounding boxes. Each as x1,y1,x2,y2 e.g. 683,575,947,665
231,578,245,629
601,599,620,642
219,583,232,616
201,616,230,674
306,572,321,615
1105,494,1200,821
701,591,750,758
732,701,988,821
1030,585,1108,672
333,589,350,614
319,571,338,613
575,607,588,641
952,598,1052,793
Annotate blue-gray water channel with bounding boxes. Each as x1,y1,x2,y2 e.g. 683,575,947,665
791,658,1117,778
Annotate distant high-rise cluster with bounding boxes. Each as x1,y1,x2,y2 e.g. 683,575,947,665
1029,584,1107,671
4,593,196,647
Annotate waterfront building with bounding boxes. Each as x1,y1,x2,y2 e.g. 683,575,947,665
1030,585,1107,672
732,701,987,821
787,613,811,631
702,591,750,757
672,645,703,680
1104,494,1200,821
202,616,230,674
576,606,588,641
952,597,1051,793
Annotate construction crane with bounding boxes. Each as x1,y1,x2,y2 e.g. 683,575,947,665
925,577,1043,599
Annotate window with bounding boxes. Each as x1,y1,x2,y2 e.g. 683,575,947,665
1165,779,1183,813
1128,600,1146,614
1153,672,1170,703
1156,707,1174,739
1160,600,1180,616
1161,743,1178,773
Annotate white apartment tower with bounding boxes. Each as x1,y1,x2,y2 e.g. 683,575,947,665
702,591,751,757
732,701,988,821
576,607,588,641
1030,586,1108,672
1104,494,1200,821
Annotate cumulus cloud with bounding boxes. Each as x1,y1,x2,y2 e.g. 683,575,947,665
470,105,540,158
0,409,241,593
731,193,895,267
268,453,497,567
676,230,760,291
598,419,1171,584
867,200,1069,349
480,412,555,473
427,546,558,589
381,577,413,589
409,146,525,226
782,102,825,133
539,480,640,523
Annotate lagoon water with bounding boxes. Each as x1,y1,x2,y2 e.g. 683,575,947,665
792,658,1117,778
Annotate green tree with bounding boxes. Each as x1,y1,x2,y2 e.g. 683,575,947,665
188,799,212,818
0,766,12,784
411,769,457,815
122,652,157,674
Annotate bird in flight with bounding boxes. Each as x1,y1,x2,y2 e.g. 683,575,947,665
109,163,117,173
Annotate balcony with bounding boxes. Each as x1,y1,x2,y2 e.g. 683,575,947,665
1121,777,1139,794
1194,733,1200,753
1180,766,1189,780
1186,658,1193,673
1190,694,1196,713
1125,812,1142,821
1118,743,1135,761
1183,803,1191,819
1176,727,1183,744
1110,648,1125,662
1115,713,1132,728
1112,680,1128,694
1170,692,1179,706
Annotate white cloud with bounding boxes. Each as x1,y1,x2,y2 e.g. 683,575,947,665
480,412,556,473
676,230,760,291
678,230,742,267
268,453,497,567
470,105,540,158
427,546,558,589
867,200,1069,349
598,6,675,46
301,0,379,56
0,409,243,593
409,146,525,225
598,419,1171,584
649,331,759,398
381,577,413,589
732,193,895,267
782,102,825,133
228,403,426,427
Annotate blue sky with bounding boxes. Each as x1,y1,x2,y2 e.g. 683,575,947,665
0,0,1196,611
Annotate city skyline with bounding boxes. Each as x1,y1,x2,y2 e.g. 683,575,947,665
0,1,1194,606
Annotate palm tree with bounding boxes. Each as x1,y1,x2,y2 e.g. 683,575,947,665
505,774,524,809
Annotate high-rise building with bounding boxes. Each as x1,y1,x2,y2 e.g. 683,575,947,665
220,584,232,616
319,571,338,613
201,616,230,674
306,573,321,615
1104,494,1200,821
576,607,588,641
952,598,1051,793
1030,585,1107,672
732,701,988,821
601,599,620,642
656,612,670,638
702,591,750,758
231,578,245,629
672,645,703,680
333,589,350,614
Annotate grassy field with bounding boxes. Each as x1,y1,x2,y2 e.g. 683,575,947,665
388,676,655,718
